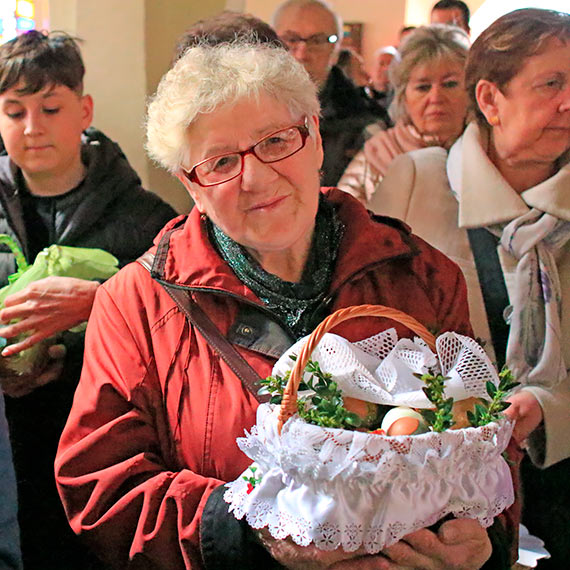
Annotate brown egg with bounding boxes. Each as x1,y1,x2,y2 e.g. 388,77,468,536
387,416,421,436
451,397,480,429
343,397,379,428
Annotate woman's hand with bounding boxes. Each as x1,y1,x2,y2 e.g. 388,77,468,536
0,276,99,356
352,519,492,570
0,343,66,397
256,528,359,569
330,519,491,570
257,518,491,570
504,391,544,446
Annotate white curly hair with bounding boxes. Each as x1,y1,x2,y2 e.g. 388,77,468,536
146,40,320,173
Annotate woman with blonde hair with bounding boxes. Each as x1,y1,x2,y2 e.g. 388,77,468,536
338,25,469,206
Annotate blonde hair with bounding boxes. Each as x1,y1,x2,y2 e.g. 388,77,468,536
389,24,469,123
146,40,320,173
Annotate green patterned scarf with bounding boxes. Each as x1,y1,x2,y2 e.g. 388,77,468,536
209,195,344,339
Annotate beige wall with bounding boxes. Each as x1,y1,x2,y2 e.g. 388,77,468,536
48,0,227,213
144,1,226,212
80,1,148,192
49,0,147,189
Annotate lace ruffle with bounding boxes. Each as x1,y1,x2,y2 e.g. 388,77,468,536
224,406,514,553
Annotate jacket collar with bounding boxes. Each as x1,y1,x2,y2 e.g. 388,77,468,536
153,188,415,301
448,122,570,228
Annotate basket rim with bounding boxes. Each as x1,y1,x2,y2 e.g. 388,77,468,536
277,305,437,433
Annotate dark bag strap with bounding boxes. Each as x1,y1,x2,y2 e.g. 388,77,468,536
137,235,268,403
467,228,510,369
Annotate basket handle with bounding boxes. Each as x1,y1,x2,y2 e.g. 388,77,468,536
277,304,436,433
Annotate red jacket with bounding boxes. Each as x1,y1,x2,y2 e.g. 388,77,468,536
55,190,476,568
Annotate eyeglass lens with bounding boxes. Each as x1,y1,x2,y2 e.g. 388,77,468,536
194,125,306,186
282,33,337,49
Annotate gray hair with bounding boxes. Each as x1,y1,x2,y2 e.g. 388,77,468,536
272,0,343,47
389,24,469,123
146,40,320,173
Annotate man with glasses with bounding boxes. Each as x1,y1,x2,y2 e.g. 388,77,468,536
272,0,390,186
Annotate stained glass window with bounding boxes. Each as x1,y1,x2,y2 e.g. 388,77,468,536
0,1,37,45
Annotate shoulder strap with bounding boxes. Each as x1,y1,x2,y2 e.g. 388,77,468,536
138,236,268,403
467,228,509,369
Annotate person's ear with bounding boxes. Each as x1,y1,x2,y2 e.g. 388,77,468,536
175,171,205,212
309,114,324,171
80,94,94,130
475,80,501,126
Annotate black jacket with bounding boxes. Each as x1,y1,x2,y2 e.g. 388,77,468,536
0,127,176,570
0,127,176,281
319,65,391,187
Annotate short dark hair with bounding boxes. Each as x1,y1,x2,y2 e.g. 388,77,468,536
399,26,417,38
431,0,470,28
173,11,283,63
0,30,84,96
466,8,570,126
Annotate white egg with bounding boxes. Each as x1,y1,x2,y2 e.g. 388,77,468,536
380,406,428,434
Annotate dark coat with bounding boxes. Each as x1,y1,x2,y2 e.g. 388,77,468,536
319,66,391,187
0,127,176,570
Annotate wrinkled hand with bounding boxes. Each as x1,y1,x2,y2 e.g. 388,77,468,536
0,276,99,356
258,519,490,570
0,343,66,397
262,535,391,570
256,528,360,569
328,519,491,570
367,518,492,570
505,391,543,446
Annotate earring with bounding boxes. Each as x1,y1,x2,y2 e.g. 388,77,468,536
488,116,500,127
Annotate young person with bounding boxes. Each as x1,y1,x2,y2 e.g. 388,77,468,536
0,30,176,569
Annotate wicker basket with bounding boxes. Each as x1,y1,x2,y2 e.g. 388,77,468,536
224,304,515,554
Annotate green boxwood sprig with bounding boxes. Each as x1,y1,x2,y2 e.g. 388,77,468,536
467,367,520,427
414,372,455,432
259,357,362,430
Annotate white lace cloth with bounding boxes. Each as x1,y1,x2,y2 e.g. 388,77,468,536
224,330,515,553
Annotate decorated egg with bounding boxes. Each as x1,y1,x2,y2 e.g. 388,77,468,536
380,407,429,436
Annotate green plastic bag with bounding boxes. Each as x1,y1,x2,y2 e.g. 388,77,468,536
0,235,119,376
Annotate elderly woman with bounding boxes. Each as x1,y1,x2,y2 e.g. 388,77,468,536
55,39,509,569
372,8,570,566
338,25,469,206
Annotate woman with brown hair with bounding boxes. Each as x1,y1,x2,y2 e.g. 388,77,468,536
372,9,570,566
